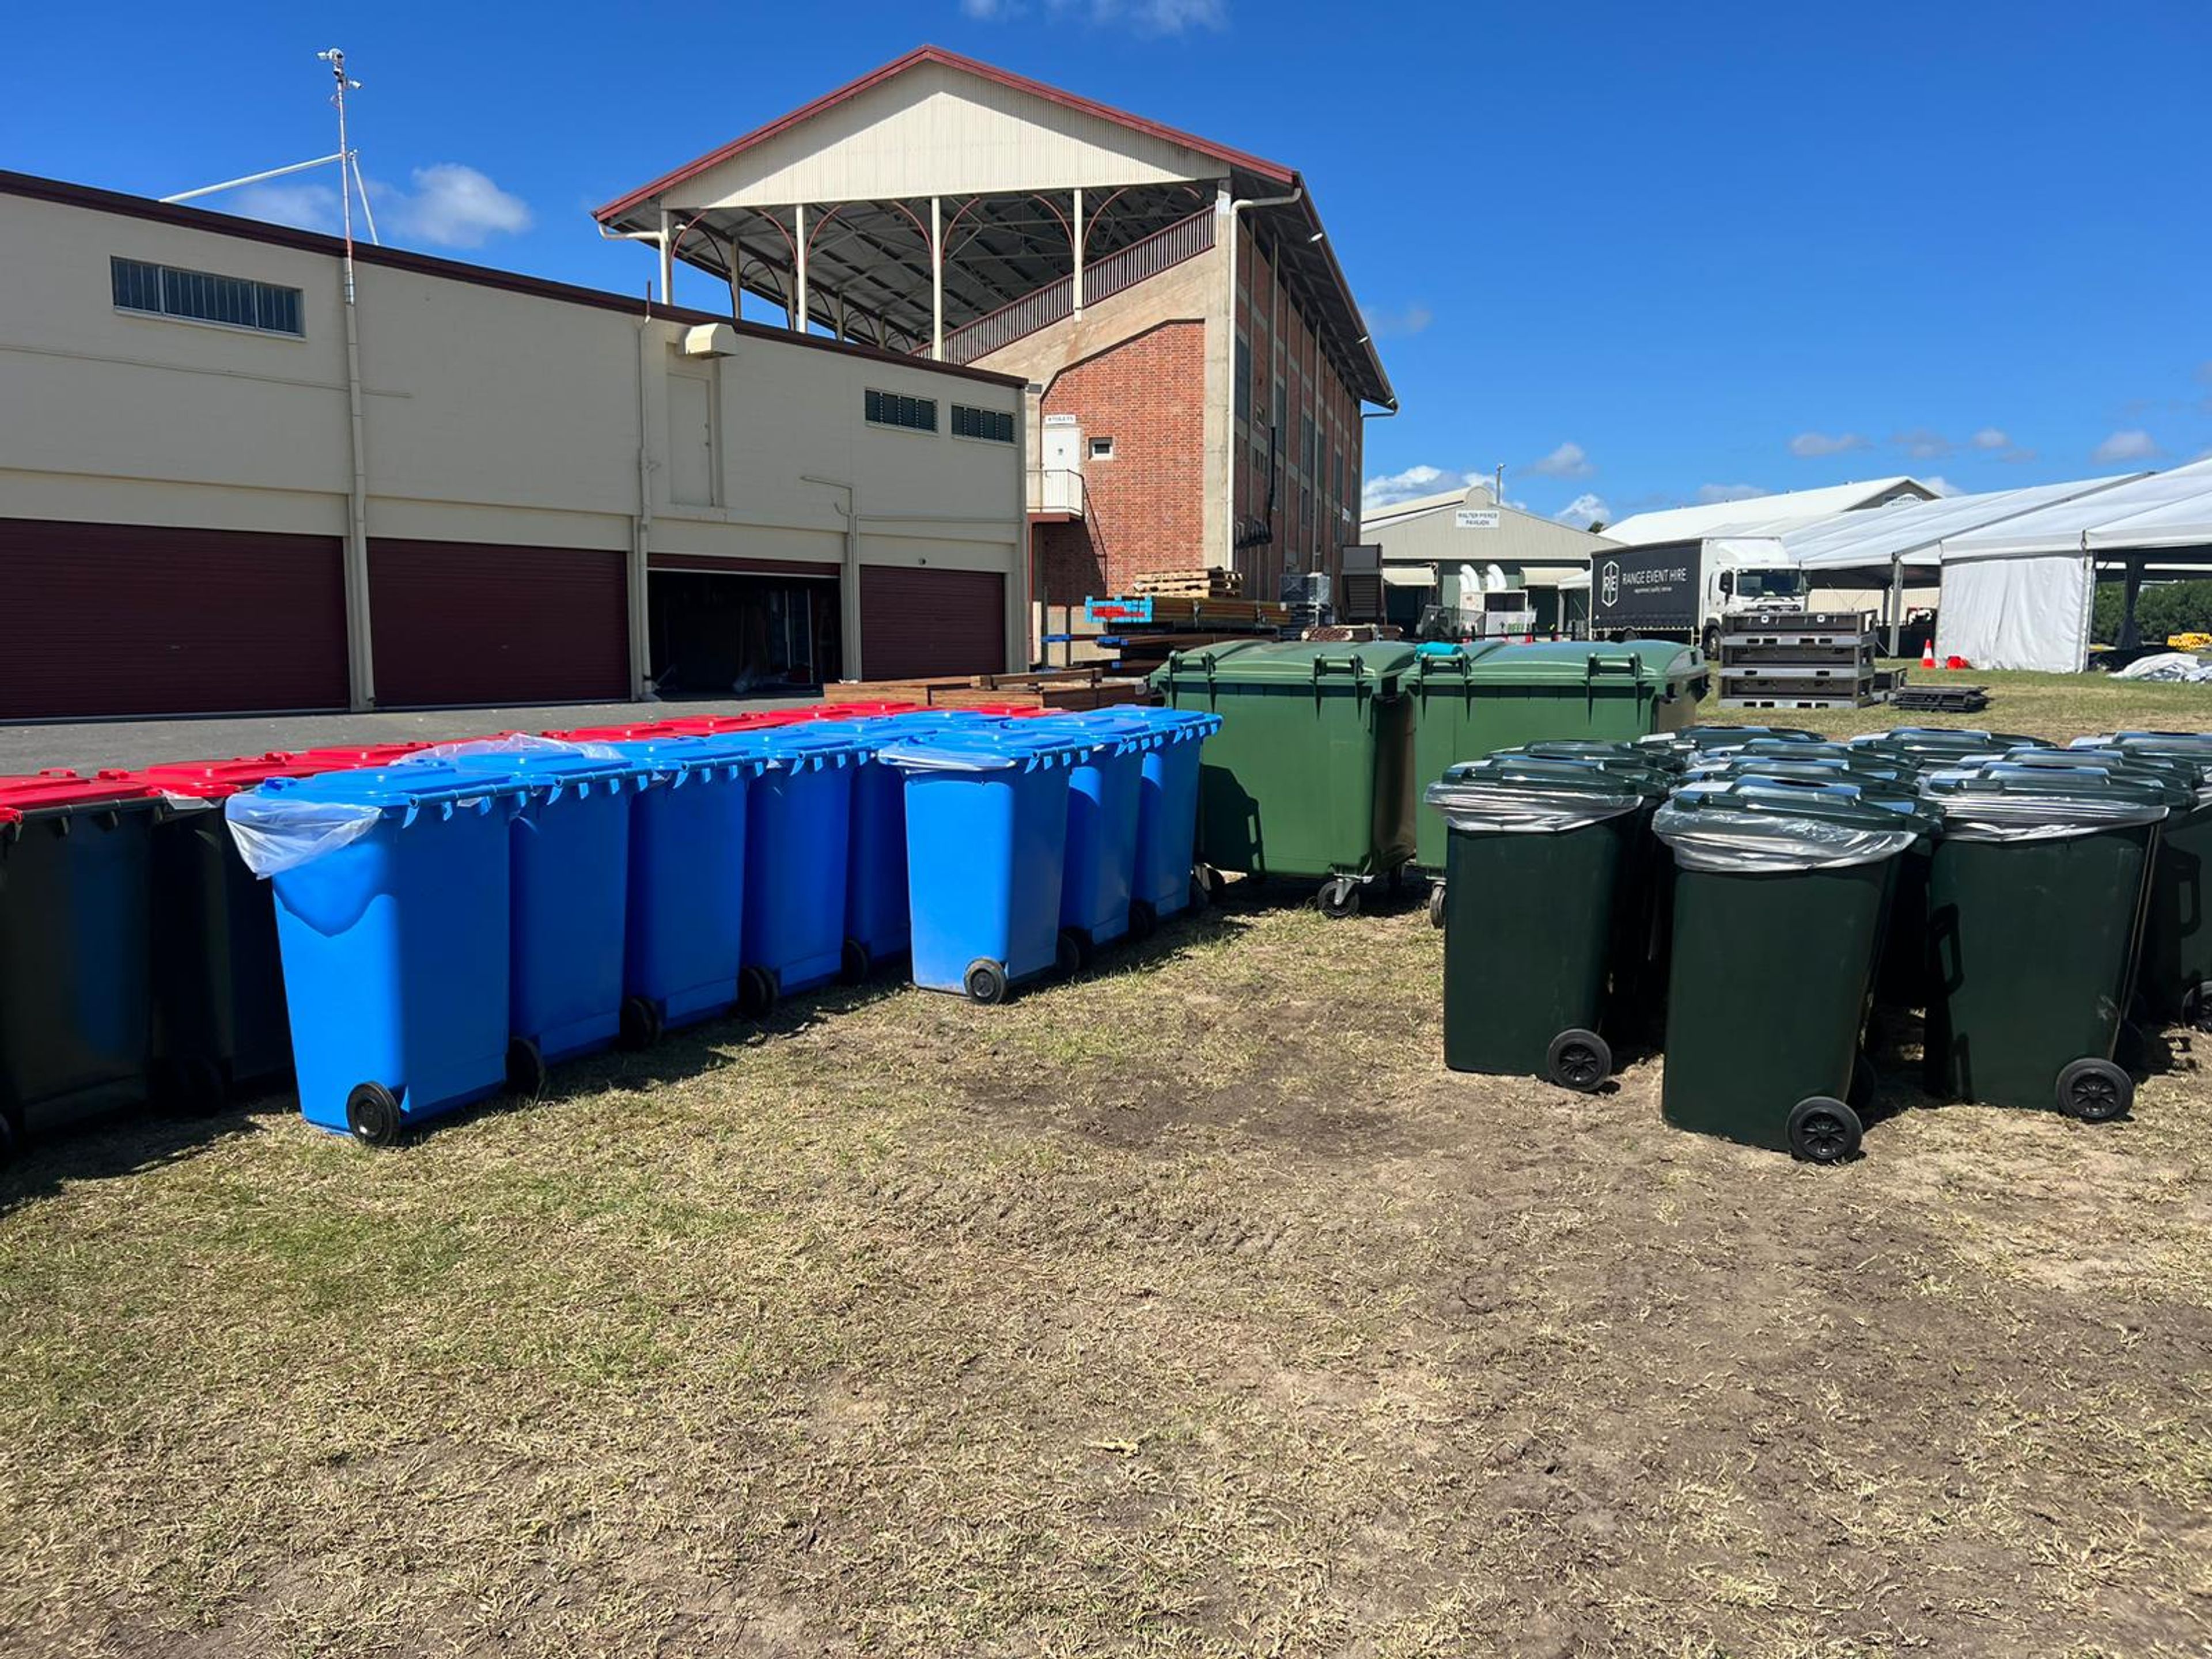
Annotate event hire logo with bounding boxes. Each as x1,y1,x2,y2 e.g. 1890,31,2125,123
1600,560,1621,606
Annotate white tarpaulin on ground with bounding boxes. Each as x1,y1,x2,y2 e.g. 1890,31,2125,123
1938,460,2212,671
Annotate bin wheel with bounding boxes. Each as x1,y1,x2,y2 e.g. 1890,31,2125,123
618,995,663,1052
345,1082,404,1148
0,1112,17,1168
1058,928,1088,975
1546,1028,1612,1093
2055,1058,2132,1123
1317,878,1362,920
2193,982,2212,1033
159,1056,229,1118
840,938,873,986
1427,884,1447,929
1786,1096,1862,1165
737,965,778,1020
506,1037,548,1102
963,959,1010,1005
1129,899,1158,942
1849,1051,1880,1113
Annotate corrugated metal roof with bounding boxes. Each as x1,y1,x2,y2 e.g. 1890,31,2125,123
1600,478,1936,547
1361,483,1617,568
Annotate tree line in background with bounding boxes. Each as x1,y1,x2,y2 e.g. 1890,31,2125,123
2092,579,2212,645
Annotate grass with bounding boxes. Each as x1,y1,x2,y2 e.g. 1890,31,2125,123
2,669,2211,1656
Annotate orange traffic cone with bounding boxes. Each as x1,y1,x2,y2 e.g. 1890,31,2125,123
1921,639,1936,669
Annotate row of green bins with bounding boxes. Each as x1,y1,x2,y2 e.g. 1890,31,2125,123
1429,751,1673,1089
1919,760,2185,1120
0,771,166,1164
2072,732,2212,1029
1653,778,1931,1162
1407,641,1707,883
1151,641,1416,917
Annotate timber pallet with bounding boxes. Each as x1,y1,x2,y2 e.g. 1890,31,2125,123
825,668,1150,711
1891,683,1991,714
1129,567,1244,599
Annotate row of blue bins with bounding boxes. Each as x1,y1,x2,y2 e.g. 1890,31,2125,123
222,709,1219,1145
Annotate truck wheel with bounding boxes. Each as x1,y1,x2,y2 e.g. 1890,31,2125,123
1701,624,1720,661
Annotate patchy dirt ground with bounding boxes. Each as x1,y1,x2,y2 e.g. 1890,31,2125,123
2,880,2209,1658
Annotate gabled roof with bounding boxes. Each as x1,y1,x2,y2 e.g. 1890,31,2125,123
1601,477,1937,547
594,45,1293,224
1941,457,2212,559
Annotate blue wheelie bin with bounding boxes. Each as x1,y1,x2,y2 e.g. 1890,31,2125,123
228,763,532,1145
881,723,1098,1003
743,726,870,1011
824,712,994,981
1126,709,1222,922
461,748,657,1074
609,734,776,1039
1032,712,1156,960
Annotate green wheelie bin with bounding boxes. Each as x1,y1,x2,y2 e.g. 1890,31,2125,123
1921,762,2184,1120
1150,639,1416,916
1634,724,1821,768
2071,733,2212,1029
1429,755,1672,1089
0,771,166,1165
1654,779,1928,1162
1407,641,1707,879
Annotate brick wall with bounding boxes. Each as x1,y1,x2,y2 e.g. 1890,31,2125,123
1033,320,1206,605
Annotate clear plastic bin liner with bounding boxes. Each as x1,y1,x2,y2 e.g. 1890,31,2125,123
1922,777,2172,843
1653,801,1921,874
224,793,385,877
397,733,624,764
1423,780,1646,835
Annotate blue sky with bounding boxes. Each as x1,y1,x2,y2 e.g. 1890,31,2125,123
5,0,2207,529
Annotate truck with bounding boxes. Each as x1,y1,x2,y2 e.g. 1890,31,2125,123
1589,539,1808,656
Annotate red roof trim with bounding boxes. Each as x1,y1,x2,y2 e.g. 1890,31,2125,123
592,44,1296,224
0,169,1025,389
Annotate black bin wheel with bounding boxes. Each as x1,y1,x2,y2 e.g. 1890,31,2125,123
737,965,778,1020
345,1082,404,1148
1128,899,1158,942
1057,928,1088,976
2056,1058,2132,1122
2193,982,2212,1033
1546,1028,1611,1092
963,959,1009,1005
840,938,873,986
0,1111,18,1169
1194,862,1225,907
1317,878,1362,920
157,1056,229,1118
618,994,663,1052
1787,1096,1862,1165
1427,884,1447,929
506,1037,548,1102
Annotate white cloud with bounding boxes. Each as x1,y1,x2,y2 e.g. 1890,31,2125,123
1971,427,2010,450
1365,303,1433,339
381,164,533,248
1362,464,1476,509
2092,428,2161,464
226,181,344,234
1922,476,1960,497
1527,441,1593,479
1790,431,1871,458
1555,493,1609,529
1030,0,1228,30
1695,483,1764,505
1892,427,1952,460
961,0,1018,13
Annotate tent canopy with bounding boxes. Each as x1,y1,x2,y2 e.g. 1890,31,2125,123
1782,475,2138,571
1940,458,2212,560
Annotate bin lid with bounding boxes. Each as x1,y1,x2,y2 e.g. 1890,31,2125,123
757,725,874,768
288,742,434,769
1419,638,1702,687
1022,710,1169,753
1922,762,2180,839
877,722,1099,772
801,700,923,719
604,733,778,778
1429,754,1665,832
1976,747,2210,806
544,719,699,743
1685,752,1916,787
1654,777,1927,872
261,760,534,808
1482,741,1677,786
131,754,313,800
1150,638,1418,692
0,768,162,825
1060,705,1221,743
1849,728,2052,757
2072,732,2212,783
1636,724,1821,754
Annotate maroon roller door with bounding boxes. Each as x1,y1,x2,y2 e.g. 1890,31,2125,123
0,517,347,720
859,566,1006,681
370,539,628,707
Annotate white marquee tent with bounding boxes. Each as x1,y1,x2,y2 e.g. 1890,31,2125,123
1937,459,2212,671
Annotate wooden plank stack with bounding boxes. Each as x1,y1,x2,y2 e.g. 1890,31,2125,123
1128,567,1244,599
824,668,1150,711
